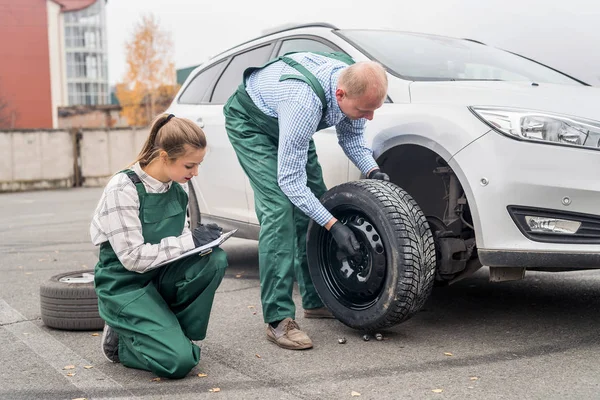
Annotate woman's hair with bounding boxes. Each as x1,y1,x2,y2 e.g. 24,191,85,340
132,114,207,167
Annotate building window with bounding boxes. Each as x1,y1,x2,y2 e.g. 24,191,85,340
63,1,108,105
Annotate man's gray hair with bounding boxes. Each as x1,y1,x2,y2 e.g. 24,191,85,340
338,61,388,100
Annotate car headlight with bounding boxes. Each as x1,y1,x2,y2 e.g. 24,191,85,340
469,106,600,150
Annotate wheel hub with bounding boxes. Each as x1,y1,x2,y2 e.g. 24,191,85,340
319,212,387,310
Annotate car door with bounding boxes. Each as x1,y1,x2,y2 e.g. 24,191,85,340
201,43,275,223
169,60,236,218
246,37,351,225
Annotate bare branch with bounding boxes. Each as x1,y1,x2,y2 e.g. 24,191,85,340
0,81,15,129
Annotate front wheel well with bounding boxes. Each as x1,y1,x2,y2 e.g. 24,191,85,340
377,144,479,282
378,144,474,228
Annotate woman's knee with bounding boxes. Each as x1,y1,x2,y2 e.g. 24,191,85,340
186,247,227,284
157,344,198,379
164,354,197,379
209,247,228,269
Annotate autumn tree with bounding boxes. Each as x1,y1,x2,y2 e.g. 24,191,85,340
116,14,179,127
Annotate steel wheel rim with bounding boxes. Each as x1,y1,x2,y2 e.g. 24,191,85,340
317,208,387,310
59,272,94,284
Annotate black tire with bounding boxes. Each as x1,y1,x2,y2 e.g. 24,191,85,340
187,179,201,229
40,270,104,331
307,180,436,331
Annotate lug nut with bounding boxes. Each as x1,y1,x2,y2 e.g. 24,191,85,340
338,337,347,344
362,334,370,341
375,333,383,341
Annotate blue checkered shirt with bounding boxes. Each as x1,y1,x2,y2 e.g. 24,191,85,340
245,52,378,226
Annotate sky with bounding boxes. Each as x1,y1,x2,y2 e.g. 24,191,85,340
105,0,600,86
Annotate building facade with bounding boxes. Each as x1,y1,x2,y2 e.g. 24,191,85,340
0,0,108,129
63,0,109,106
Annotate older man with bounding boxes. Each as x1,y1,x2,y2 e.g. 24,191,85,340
223,51,389,350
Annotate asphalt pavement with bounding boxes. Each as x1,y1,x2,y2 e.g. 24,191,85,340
1,188,599,399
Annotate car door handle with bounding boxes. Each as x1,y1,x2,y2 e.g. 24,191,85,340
196,117,205,128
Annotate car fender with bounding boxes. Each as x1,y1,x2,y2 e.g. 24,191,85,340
360,112,491,247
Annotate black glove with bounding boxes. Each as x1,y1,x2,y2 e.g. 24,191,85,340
367,168,390,181
205,223,223,234
329,221,361,260
192,223,222,247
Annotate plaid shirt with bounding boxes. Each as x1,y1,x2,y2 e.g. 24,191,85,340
90,162,195,273
245,52,378,226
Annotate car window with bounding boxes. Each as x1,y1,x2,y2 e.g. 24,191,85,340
211,44,274,104
338,29,584,85
276,38,338,57
178,61,225,104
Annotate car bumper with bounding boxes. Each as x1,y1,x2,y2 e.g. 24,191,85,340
450,130,600,267
479,249,600,268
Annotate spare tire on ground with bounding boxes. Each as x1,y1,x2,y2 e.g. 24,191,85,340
40,270,104,331
307,180,436,332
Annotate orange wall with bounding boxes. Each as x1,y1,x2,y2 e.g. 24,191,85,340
0,0,53,128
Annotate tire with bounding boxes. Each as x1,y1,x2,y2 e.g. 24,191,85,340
307,180,436,331
40,270,104,331
187,179,201,229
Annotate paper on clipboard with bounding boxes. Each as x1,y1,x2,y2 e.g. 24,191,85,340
156,229,238,268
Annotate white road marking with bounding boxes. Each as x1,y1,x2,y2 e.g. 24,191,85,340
0,299,135,399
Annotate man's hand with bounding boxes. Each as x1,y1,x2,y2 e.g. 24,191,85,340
367,168,390,181
192,224,222,247
329,221,361,260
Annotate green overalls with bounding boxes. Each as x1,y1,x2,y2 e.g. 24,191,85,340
223,52,354,324
94,170,227,379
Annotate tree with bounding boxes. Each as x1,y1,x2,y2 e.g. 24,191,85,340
116,14,179,126
0,80,16,129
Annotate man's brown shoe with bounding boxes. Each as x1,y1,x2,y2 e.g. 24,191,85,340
304,307,335,319
266,318,313,350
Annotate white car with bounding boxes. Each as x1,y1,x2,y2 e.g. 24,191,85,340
167,23,600,329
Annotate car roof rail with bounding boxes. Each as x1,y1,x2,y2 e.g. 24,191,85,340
260,22,339,36
462,38,486,45
208,22,339,61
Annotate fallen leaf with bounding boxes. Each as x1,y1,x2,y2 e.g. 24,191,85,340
209,388,221,392
235,274,242,278
84,366,93,369
444,352,453,356
25,272,32,275
63,365,75,370
468,386,474,389
23,333,29,335
38,259,45,262
66,373,76,377
197,373,208,377
255,354,261,358
81,264,88,268
151,377,161,382
252,312,257,315
91,333,100,336
432,389,443,393
351,391,361,397
470,376,479,381
247,305,255,309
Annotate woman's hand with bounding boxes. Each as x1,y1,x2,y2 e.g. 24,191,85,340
192,224,222,247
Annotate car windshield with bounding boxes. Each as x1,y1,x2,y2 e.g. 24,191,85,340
338,29,584,85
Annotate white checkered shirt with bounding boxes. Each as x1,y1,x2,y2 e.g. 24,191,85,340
245,52,379,226
90,162,195,273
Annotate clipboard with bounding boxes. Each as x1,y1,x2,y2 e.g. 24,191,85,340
155,229,238,268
